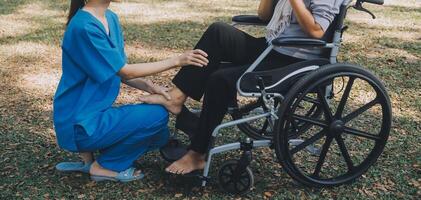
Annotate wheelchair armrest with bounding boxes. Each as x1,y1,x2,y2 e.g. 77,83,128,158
271,37,329,48
232,15,268,26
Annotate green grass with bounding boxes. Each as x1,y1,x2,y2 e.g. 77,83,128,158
1,0,420,199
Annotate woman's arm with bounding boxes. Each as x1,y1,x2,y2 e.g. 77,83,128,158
289,0,324,39
122,78,172,100
122,78,151,92
258,0,276,21
118,49,208,80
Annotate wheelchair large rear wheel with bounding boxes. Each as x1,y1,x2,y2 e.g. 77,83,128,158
233,97,322,140
274,64,392,187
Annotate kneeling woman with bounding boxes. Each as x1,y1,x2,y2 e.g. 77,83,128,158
54,0,208,182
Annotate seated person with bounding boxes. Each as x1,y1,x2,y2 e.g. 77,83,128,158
140,0,345,175
53,0,208,182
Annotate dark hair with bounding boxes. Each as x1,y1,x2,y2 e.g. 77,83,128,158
67,0,86,25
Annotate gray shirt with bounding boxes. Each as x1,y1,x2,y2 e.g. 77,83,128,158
273,0,346,60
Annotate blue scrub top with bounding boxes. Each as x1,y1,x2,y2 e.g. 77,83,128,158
53,9,126,152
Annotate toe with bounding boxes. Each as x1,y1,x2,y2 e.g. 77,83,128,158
175,167,184,175
166,166,174,173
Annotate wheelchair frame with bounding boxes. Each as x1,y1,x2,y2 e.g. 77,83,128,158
200,0,349,186
162,0,391,194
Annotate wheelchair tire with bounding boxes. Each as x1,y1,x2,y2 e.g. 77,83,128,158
274,64,392,187
218,160,254,195
233,97,323,140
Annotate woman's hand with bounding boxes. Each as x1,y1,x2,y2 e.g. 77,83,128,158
147,82,172,100
123,78,171,100
175,49,209,68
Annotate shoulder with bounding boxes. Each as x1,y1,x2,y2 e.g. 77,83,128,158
63,14,106,50
67,10,103,35
67,16,104,40
106,9,120,23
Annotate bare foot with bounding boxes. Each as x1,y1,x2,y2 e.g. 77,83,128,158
140,88,186,115
89,161,142,177
165,150,206,175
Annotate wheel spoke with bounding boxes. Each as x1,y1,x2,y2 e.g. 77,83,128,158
238,180,248,188
343,98,379,123
313,136,333,177
290,130,326,154
343,127,381,141
335,135,354,171
292,114,329,128
226,179,234,186
222,172,232,177
303,96,321,105
229,165,237,174
235,182,244,191
317,87,333,121
291,119,299,132
335,77,355,118
259,120,269,134
240,174,250,179
305,104,318,117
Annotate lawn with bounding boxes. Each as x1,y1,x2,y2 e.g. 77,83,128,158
0,0,420,199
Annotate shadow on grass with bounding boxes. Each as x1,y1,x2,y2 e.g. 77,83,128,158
0,13,234,51
0,14,65,45
123,20,208,50
384,4,421,13
1,65,419,198
0,0,69,15
0,0,29,15
345,20,421,33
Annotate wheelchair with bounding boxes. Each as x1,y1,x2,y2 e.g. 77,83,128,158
160,0,392,195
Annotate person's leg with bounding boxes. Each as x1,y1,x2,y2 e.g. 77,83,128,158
167,54,305,174
190,54,305,153
93,125,169,174
172,22,267,100
79,152,94,164
76,104,169,177
140,22,267,113
166,65,246,174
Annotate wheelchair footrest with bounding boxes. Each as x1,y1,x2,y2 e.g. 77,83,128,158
160,138,188,162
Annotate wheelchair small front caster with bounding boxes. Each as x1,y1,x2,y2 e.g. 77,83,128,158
218,159,254,195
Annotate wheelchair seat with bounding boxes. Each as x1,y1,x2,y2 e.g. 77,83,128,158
239,59,330,93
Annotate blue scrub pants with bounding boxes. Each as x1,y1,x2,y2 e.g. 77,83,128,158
75,104,169,172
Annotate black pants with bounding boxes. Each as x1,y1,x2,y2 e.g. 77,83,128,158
172,22,303,154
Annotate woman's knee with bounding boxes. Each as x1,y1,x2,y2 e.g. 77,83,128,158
153,105,169,123
142,104,169,126
208,22,229,30
206,22,232,36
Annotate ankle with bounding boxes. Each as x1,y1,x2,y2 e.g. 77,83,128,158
90,161,118,177
187,150,205,160
171,88,187,103
80,152,94,164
